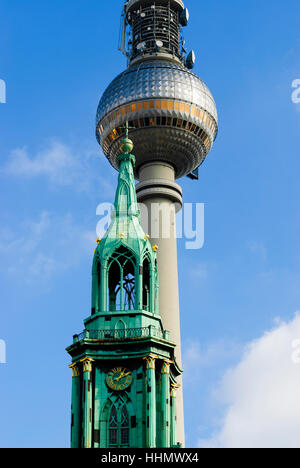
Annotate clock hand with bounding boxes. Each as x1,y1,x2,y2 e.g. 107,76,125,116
116,371,125,382
116,371,131,382
121,372,131,378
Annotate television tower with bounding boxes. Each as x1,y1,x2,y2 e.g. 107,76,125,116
96,0,218,447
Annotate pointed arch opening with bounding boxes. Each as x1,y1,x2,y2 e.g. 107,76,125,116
108,247,136,312
100,394,135,448
142,255,151,311
108,398,130,448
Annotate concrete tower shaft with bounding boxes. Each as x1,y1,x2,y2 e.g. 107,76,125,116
136,161,185,445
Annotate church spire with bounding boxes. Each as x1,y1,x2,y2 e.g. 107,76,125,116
113,123,139,219
91,123,158,315
96,122,154,263
67,126,182,450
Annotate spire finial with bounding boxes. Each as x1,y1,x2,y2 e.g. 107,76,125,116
119,120,135,154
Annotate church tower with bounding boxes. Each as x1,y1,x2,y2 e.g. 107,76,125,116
67,0,218,449
66,132,182,448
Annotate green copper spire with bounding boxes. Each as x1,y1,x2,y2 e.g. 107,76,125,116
92,124,158,314
113,122,137,217
66,123,182,449
113,151,138,218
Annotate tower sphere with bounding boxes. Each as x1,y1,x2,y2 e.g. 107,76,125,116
96,1,218,180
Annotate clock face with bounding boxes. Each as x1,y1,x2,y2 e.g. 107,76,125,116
106,367,133,391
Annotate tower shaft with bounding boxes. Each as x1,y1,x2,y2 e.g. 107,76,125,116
94,0,218,449
136,162,185,446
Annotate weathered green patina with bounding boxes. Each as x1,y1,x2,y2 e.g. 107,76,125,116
66,136,182,448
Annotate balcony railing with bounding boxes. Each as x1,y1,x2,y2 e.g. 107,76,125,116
74,326,169,343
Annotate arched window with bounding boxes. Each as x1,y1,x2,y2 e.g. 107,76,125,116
143,256,151,311
108,260,121,311
108,247,136,311
108,398,130,448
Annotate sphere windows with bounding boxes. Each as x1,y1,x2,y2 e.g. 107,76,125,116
100,99,217,155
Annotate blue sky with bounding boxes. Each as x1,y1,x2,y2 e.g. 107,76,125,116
0,0,300,448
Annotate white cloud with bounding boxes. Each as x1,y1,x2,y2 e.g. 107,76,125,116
198,313,300,448
2,140,115,196
4,142,77,183
0,212,96,284
183,340,241,380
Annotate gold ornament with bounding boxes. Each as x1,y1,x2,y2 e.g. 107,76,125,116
80,357,95,373
69,363,80,378
143,354,157,370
